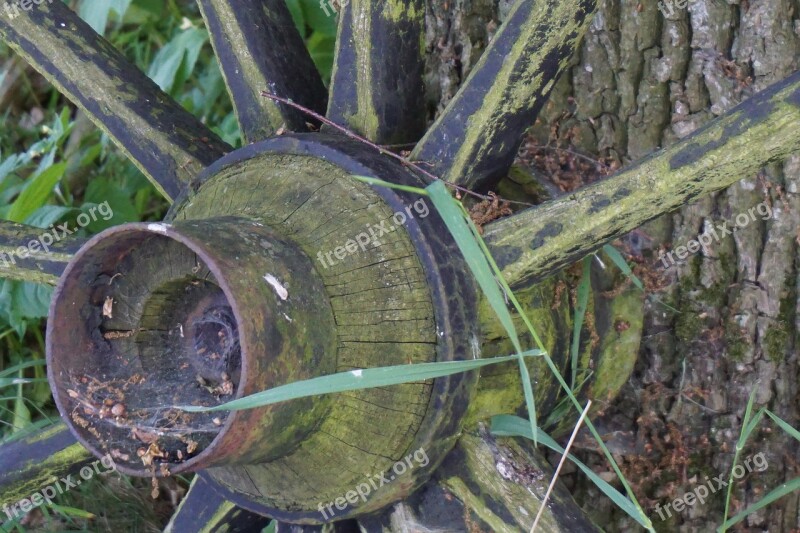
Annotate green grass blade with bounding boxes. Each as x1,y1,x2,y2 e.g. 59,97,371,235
764,409,800,442
50,504,95,520
426,181,521,352
426,180,539,444
722,387,761,530
471,232,650,527
602,245,680,313
0,359,47,378
491,415,651,530
0,377,48,388
352,175,429,196
363,178,651,529
717,476,800,532
445,196,649,527
738,387,758,448
741,408,765,446
177,351,542,412
602,245,642,290
571,256,591,387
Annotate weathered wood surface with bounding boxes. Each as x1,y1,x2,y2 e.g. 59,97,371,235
411,0,597,190
484,68,800,288
0,422,93,508
0,220,84,284
0,1,230,201
359,427,600,532
164,476,270,533
170,133,479,523
326,0,426,144
197,0,327,142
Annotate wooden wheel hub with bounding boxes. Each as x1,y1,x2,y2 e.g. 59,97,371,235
48,133,481,523
47,218,337,477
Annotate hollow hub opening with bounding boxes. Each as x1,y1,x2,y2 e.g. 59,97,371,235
47,227,243,476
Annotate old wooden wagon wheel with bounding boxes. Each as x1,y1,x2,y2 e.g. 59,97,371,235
2,1,800,531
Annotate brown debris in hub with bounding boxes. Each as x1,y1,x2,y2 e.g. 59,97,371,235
64,371,226,472
150,476,160,500
102,329,140,340
138,443,166,467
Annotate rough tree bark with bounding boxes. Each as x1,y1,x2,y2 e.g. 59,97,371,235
426,1,800,531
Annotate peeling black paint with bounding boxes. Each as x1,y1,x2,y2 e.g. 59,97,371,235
612,187,631,201
491,245,523,270
588,196,612,213
326,0,426,144
197,0,326,140
669,69,800,170
530,222,564,249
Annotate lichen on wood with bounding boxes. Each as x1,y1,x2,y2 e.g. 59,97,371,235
197,0,327,142
0,422,94,507
326,0,426,144
412,0,597,190
484,68,800,288
0,220,84,284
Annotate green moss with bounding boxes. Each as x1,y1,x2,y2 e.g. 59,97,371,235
765,279,796,362
764,325,788,362
675,311,702,342
725,320,748,361
698,280,727,307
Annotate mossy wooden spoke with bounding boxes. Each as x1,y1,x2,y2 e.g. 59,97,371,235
358,429,599,532
197,0,327,141
0,422,94,507
0,220,84,284
411,0,596,190
326,0,426,144
164,476,270,533
484,68,800,288
0,1,231,202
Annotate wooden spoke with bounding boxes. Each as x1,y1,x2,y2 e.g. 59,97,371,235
197,0,328,142
163,476,270,533
0,1,232,202
326,0,426,144
411,0,597,190
274,521,357,531
0,422,94,508
484,68,800,288
357,429,598,532
0,220,84,284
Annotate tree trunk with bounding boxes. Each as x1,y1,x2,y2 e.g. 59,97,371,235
428,1,800,531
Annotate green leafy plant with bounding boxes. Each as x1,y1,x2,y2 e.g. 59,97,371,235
718,389,800,532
